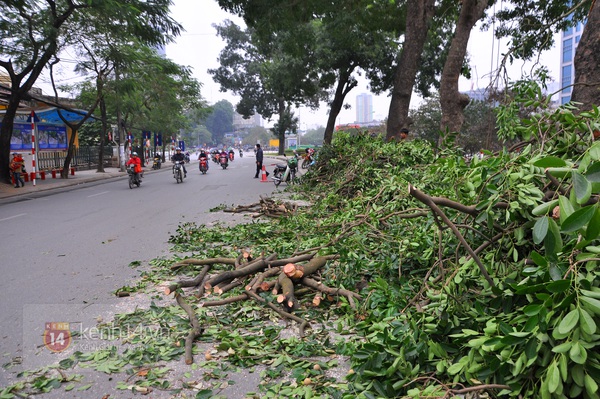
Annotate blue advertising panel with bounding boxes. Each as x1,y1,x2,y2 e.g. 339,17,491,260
38,124,67,150
178,141,185,151
7,122,31,151
155,132,162,147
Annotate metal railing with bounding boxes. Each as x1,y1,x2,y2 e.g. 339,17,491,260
37,146,116,171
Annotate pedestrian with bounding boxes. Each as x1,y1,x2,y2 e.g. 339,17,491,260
254,144,269,178
10,153,25,188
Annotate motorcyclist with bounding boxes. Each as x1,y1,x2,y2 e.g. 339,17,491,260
239,148,243,157
228,148,235,161
153,152,162,168
126,152,143,179
219,149,229,165
171,148,187,177
198,149,209,170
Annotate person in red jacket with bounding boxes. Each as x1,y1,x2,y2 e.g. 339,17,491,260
126,152,143,179
10,153,26,188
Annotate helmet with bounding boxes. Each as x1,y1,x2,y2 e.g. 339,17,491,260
132,152,138,156
176,147,181,151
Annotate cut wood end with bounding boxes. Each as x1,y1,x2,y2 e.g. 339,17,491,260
283,263,296,277
163,288,171,296
185,359,193,365
276,294,285,303
259,282,270,292
292,270,304,279
213,286,223,295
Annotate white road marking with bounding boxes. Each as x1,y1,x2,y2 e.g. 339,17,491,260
87,191,110,198
0,213,27,222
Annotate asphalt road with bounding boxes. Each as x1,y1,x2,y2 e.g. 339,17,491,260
0,151,285,394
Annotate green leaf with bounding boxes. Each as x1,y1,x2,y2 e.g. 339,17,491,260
547,362,560,393
530,251,548,267
523,303,543,316
569,342,587,364
534,156,567,168
580,296,600,316
532,199,559,216
572,365,585,386
545,218,563,255
558,195,575,223
546,280,570,293
557,309,579,335
560,205,597,233
589,142,600,161
584,374,599,397
585,208,600,240
552,341,572,353
585,161,600,182
579,308,597,335
533,217,549,244
573,172,592,205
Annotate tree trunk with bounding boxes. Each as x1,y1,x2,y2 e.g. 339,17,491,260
98,97,107,173
323,67,357,145
439,0,488,145
386,0,436,142
0,96,20,184
277,98,286,155
570,2,600,112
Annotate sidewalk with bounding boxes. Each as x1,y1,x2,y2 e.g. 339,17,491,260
0,167,126,200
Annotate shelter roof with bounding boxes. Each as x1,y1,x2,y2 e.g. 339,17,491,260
0,107,89,124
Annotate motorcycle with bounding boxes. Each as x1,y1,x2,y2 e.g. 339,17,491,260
152,155,162,170
229,151,235,161
184,152,191,163
173,160,185,183
127,164,141,189
219,154,229,170
199,156,209,174
239,149,243,158
272,153,299,187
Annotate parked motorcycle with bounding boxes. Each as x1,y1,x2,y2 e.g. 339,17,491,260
199,156,209,175
173,160,185,183
152,155,162,170
272,153,298,187
127,164,141,189
219,154,229,170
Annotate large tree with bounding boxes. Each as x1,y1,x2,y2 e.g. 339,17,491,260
0,0,84,183
0,0,183,182
218,0,403,146
570,2,600,111
203,100,234,145
209,20,323,154
438,0,490,143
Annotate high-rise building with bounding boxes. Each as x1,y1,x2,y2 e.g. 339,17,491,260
559,20,585,104
356,93,373,123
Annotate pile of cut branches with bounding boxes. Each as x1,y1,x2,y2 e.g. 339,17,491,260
222,196,299,218
164,251,360,364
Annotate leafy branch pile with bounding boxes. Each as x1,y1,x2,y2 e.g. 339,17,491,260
155,84,600,398
3,85,599,399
